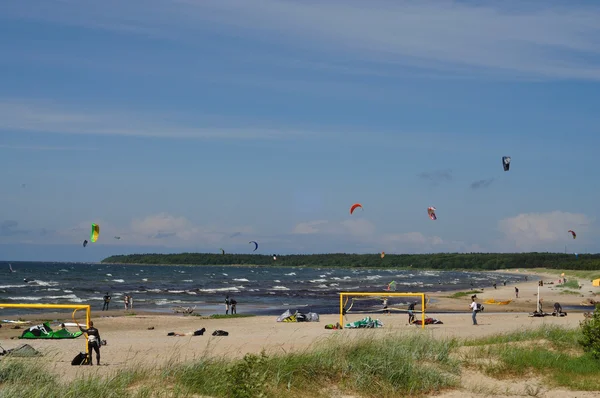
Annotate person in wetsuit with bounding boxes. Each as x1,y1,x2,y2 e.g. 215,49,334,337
102,292,111,311
407,302,416,324
79,321,101,365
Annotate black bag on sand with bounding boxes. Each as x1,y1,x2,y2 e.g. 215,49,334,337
212,330,229,336
193,328,206,336
71,352,90,366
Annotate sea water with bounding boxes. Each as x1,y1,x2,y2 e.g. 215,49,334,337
0,262,528,316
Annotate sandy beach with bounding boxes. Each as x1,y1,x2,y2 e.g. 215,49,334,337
1,269,598,396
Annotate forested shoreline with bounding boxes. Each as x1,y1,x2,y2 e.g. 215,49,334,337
101,252,600,270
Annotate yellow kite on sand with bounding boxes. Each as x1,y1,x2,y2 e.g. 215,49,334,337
483,299,513,305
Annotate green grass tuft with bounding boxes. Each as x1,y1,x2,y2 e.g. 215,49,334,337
447,290,482,299
207,314,256,319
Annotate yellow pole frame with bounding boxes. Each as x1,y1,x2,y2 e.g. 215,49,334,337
339,292,426,329
0,303,91,355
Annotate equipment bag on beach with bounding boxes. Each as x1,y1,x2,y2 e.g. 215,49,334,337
71,352,90,365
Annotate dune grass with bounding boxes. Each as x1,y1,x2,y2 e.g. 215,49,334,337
529,268,600,281
558,279,581,289
560,289,581,295
169,332,461,397
2,324,600,397
461,325,600,391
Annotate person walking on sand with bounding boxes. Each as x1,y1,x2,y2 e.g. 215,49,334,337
79,321,102,366
470,297,479,325
515,287,519,298
225,295,231,315
124,294,130,310
102,292,111,311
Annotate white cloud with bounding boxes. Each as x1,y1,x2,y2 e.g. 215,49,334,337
5,1,600,80
292,220,328,234
289,220,477,253
292,219,376,238
0,213,253,248
498,211,594,250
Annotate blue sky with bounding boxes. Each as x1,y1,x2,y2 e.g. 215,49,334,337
1,0,599,261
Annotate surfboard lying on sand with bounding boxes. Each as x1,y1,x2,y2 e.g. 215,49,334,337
1,320,31,324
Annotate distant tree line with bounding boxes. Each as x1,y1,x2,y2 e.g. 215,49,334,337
101,252,600,271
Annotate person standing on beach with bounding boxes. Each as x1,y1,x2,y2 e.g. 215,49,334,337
382,297,390,315
407,302,416,324
515,287,519,298
79,321,101,366
102,292,111,311
124,294,130,310
129,294,134,309
230,298,237,314
470,297,479,325
225,295,230,315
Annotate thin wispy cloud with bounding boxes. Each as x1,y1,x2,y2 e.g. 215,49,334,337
0,99,320,141
0,220,29,237
418,169,453,185
0,99,487,152
4,1,600,80
470,178,495,190
0,144,97,151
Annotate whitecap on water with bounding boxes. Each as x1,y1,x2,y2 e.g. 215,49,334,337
48,294,82,303
233,278,249,282
271,286,289,291
112,279,125,283
284,272,296,276
8,296,42,301
31,280,59,287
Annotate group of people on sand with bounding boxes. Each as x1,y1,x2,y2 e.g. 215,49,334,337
101,292,133,311
225,295,237,314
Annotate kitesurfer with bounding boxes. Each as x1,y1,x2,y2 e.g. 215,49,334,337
102,293,111,311
79,321,101,366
